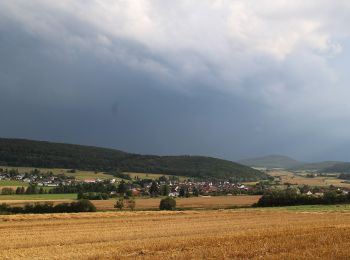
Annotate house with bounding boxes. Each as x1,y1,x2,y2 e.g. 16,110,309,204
83,179,96,183
306,191,313,196
169,192,179,197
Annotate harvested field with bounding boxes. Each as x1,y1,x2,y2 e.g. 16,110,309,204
0,209,350,259
269,170,350,188
93,195,261,210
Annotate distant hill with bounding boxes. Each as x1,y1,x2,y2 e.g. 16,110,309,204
290,161,345,171
239,155,303,169
321,162,350,173
0,138,267,181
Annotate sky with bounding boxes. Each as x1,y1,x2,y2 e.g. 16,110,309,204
1,1,350,162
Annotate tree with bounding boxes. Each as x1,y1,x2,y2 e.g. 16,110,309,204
26,184,38,194
159,197,176,210
160,184,170,196
77,191,84,200
149,181,159,197
15,187,22,194
192,186,199,197
127,198,136,211
179,186,189,197
115,198,124,210
117,180,128,195
1,188,14,195
158,175,168,182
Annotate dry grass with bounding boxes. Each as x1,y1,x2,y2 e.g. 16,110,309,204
93,195,261,210
0,195,260,211
0,209,349,259
269,170,350,188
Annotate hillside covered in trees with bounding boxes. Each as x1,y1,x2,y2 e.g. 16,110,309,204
322,162,350,174
0,138,267,181
239,155,303,169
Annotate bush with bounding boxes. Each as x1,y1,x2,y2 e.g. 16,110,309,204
159,197,176,210
127,198,136,211
69,200,96,213
1,187,14,195
0,200,96,214
256,189,350,207
77,192,109,200
114,198,124,210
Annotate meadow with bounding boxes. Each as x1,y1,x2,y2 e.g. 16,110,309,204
0,166,115,180
0,208,349,259
269,170,350,188
127,172,187,181
0,180,29,187
0,193,76,201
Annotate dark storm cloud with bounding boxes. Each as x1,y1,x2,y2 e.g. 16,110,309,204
1,1,350,162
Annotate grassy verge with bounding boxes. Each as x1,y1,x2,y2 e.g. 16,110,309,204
0,180,29,187
0,193,76,200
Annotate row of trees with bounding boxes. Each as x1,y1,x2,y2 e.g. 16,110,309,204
1,185,46,195
256,189,350,207
0,200,96,214
77,192,109,200
113,197,177,211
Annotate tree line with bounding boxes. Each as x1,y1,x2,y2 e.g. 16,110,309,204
256,188,350,207
0,200,96,214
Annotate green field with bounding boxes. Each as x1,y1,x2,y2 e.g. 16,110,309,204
0,166,115,180
0,193,76,200
0,180,29,187
127,172,188,181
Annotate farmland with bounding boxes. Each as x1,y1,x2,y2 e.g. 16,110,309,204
93,195,261,210
0,165,115,180
268,170,350,188
0,208,350,259
0,193,76,201
0,195,260,211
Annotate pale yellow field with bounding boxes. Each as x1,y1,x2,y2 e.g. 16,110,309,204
0,195,261,211
0,209,350,259
269,170,350,187
93,195,261,210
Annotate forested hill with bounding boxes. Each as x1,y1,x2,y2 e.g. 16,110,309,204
0,138,267,181
239,155,302,169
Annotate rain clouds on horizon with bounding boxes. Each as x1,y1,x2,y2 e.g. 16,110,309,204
1,1,350,162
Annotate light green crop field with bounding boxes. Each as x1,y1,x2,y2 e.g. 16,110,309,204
0,166,115,180
127,172,187,181
0,180,29,187
0,193,76,200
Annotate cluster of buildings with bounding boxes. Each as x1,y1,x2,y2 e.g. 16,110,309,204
0,169,74,187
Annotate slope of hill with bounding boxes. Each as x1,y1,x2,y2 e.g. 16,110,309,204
321,162,350,173
290,161,345,171
0,138,266,181
239,155,303,169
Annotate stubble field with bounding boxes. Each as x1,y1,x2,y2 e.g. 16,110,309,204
93,195,261,210
1,208,350,259
0,195,261,211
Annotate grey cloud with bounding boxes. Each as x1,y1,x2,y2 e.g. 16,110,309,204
1,1,350,162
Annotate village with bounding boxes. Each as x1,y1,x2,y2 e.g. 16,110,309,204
0,167,262,197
